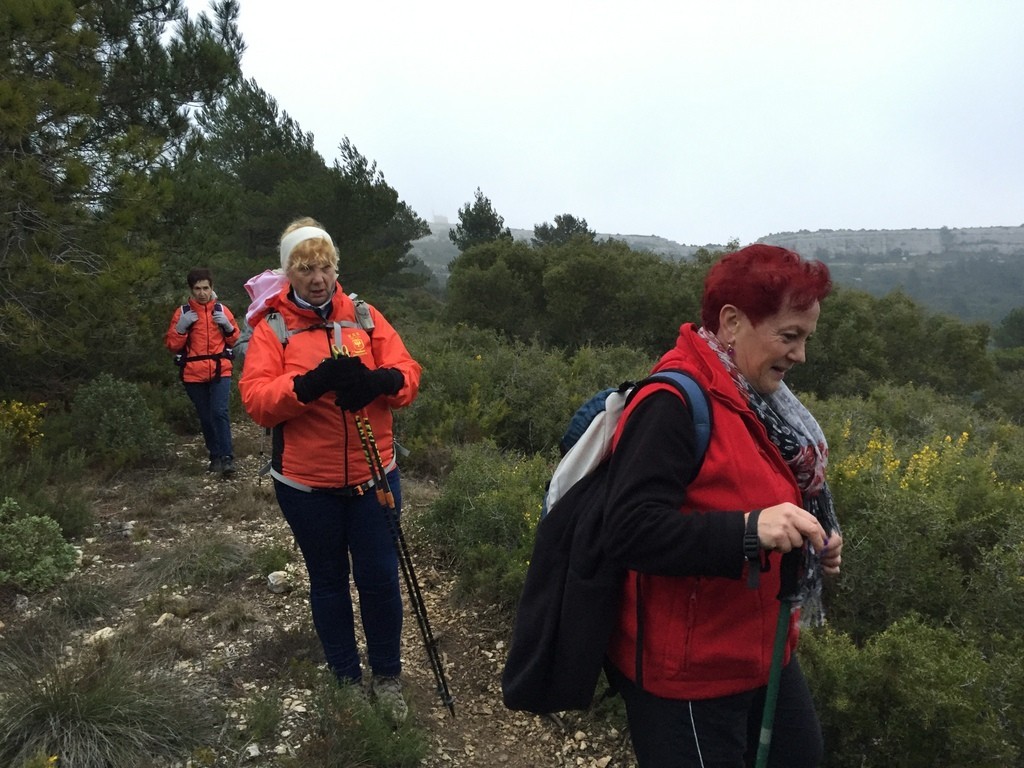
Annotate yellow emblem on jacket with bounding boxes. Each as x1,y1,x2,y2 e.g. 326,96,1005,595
347,333,368,356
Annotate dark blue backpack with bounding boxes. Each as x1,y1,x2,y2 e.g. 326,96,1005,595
543,371,711,518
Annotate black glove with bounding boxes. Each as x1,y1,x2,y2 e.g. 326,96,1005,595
335,367,404,412
293,356,368,404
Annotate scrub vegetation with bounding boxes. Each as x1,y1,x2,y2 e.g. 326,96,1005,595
5,2,1024,764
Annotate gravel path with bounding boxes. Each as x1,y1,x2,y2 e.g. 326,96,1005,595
0,423,639,767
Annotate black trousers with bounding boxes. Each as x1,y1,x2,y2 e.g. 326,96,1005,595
610,657,824,768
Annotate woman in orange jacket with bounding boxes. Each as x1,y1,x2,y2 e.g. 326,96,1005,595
164,267,240,475
239,217,421,722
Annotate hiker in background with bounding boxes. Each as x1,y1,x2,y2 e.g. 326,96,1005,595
164,267,240,476
239,217,422,722
602,244,843,768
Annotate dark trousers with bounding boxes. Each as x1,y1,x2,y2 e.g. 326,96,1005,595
183,376,233,460
611,657,824,768
275,470,403,682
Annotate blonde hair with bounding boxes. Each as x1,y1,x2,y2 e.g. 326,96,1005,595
281,217,339,273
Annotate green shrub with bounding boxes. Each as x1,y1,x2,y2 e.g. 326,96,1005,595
251,541,293,575
419,441,548,607
825,418,1024,642
239,685,283,742
961,514,1024,645
797,386,1024,760
802,618,1017,768
0,432,92,538
54,373,173,470
493,341,649,455
811,383,1006,456
399,325,516,468
0,498,77,592
138,377,202,435
32,485,92,539
400,321,652,470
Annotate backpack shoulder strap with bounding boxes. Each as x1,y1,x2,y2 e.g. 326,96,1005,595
628,370,712,477
261,296,376,352
264,311,290,346
348,293,375,334
264,310,347,349
646,371,711,462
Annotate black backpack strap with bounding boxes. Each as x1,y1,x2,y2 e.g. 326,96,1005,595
176,304,191,381
176,304,228,380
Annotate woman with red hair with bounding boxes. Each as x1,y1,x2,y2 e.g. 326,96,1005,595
603,244,843,767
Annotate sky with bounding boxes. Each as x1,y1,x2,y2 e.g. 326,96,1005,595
186,0,1023,246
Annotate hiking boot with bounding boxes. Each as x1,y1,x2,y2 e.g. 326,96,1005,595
221,457,236,476
207,457,223,473
371,675,408,723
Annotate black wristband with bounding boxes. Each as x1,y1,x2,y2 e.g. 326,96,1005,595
745,509,763,589
744,509,761,559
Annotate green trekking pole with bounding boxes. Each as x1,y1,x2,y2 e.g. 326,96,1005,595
755,547,802,768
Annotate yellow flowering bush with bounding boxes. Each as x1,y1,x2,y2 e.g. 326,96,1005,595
899,432,969,491
831,425,901,485
0,400,45,451
804,392,1024,765
823,413,1024,643
16,751,58,768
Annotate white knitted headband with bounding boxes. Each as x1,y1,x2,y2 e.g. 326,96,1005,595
279,226,335,271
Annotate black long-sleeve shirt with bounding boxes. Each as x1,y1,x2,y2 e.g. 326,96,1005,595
602,391,747,579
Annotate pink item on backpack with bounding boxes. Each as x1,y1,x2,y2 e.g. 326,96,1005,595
244,269,288,324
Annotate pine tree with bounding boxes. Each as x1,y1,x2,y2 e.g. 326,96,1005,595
0,0,243,397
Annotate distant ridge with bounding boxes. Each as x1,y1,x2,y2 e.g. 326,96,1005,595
409,222,1024,286
758,225,1024,258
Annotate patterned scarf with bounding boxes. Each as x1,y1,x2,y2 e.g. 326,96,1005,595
698,327,840,625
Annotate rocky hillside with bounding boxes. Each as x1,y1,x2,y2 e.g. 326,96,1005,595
759,225,1024,258
412,223,1024,283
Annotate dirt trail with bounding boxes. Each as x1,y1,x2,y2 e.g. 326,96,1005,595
0,422,638,766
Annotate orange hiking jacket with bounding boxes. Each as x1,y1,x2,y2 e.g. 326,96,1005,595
164,299,240,383
239,283,421,489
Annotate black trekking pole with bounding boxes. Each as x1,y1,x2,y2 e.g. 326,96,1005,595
755,546,802,768
334,350,455,717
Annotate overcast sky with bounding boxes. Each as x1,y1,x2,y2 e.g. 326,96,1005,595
187,0,1023,246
